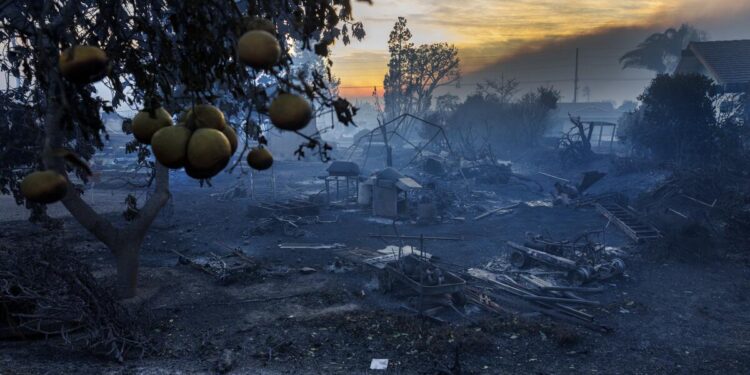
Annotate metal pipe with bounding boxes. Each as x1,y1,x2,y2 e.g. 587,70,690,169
538,171,571,183
539,285,605,293
521,294,600,306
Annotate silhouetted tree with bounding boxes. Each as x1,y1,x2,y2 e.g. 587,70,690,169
625,74,718,164
516,86,561,146
383,17,460,120
408,43,460,113
420,93,459,141
383,17,414,121
475,76,520,104
444,84,559,157
620,24,706,73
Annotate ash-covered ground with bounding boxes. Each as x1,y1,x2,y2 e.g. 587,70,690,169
1,155,749,374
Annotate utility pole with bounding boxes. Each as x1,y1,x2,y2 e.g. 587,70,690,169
573,48,579,103
330,101,335,130
10,37,21,88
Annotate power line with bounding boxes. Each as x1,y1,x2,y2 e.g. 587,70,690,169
337,77,653,89
333,61,624,75
573,48,579,103
332,55,625,68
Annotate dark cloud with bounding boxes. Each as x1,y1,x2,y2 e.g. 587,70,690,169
447,20,750,104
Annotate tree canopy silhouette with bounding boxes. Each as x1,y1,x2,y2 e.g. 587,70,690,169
383,17,460,120
620,24,706,73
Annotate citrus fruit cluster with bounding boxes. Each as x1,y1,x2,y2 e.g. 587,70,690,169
22,19,316,203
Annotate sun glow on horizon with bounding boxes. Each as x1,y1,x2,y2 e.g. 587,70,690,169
331,0,750,99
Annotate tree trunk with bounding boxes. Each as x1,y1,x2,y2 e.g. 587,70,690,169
41,69,170,298
113,243,141,299
569,115,593,157
378,119,393,167
36,19,171,299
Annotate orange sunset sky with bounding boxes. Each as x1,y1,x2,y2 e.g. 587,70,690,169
329,0,750,102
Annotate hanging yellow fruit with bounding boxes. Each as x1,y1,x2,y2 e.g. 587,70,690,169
184,105,226,131
238,30,281,70
151,126,192,169
58,45,109,84
186,128,232,173
184,160,228,179
132,107,173,144
246,147,273,171
20,170,68,204
222,126,239,154
269,93,312,131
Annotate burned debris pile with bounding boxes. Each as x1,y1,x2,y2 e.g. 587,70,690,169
352,239,470,322
419,151,515,186
465,231,625,332
355,159,535,222
458,159,512,184
507,231,625,285
634,167,750,256
250,215,322,237
247,198,327,237
0,242,153,361
544,170,607,206
350,229,626,332
173,247,260,285
380,253,468,314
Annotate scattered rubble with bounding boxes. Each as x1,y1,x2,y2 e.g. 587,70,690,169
634,167,750,255
461,231,628,331
248,198,320,218
542,170,606,205
460,159,512,184
250,214,337,237
473,202,520,221
173,247,259,284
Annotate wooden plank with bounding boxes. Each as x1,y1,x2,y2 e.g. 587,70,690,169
473,202,521,221
506,242,578,270
467,268,594,321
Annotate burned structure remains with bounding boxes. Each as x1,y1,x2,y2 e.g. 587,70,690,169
1,3,749,374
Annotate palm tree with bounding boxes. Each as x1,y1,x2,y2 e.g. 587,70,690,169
620,24,706,73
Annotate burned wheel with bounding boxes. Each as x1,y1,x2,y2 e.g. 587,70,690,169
567,266,593,286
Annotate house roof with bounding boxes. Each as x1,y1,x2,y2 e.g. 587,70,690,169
551,102,622,123
555,102,616,114
676,40,750,87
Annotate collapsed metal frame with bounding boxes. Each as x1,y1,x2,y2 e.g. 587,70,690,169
565,120,618,154
344,113,454,171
